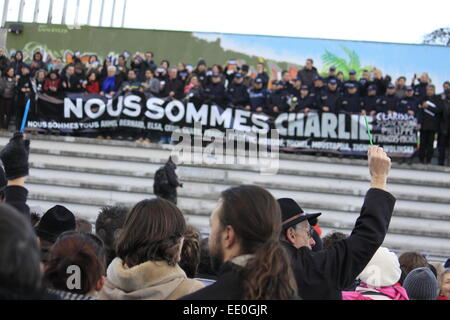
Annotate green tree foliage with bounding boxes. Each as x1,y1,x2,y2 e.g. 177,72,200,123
423,28,450,46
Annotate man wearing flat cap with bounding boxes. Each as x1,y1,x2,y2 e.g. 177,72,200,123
278,145,396,299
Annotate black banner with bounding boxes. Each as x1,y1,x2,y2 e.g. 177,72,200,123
27,93,418,157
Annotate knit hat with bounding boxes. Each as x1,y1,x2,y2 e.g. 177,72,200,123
35,205,76,243
358,247,402,287
403,267,438,300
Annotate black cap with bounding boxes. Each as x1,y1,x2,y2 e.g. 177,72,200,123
278,198,321,231
387,83,395,89
35,205,76,243
349,70,356,75
329,66,336,71
197,59,207,66
314,76,323,81
255,78,263,84
300,85,309,90
406,86,414,91
328,78,337,85
368,84,377,91
212,73,221,78
234,73,243,79
347,83,357,89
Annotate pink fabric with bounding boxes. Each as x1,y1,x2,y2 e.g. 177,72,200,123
342,283,409,300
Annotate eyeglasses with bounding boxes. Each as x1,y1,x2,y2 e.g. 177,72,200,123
295,225,314,239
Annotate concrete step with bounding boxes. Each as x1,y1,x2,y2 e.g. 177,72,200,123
26,165,450,222
2,135,450,188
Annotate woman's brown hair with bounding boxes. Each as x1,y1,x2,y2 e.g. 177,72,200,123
116,198,186,268
218,185,298,300
43,231,106,295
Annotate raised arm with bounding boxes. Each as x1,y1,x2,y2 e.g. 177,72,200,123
311,146,395,292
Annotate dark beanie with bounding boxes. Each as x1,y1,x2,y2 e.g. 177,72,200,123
403,267,438,300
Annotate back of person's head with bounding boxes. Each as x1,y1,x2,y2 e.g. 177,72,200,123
43,231,106,296
403,267,438,300
430,262,445,279
95,206,128,266
116,198,186,268
76,218,93,234
0,204,41,298
399,252,428,277
358,247,401,287
215,185,298,300
179,225,201,278
322,231,348,250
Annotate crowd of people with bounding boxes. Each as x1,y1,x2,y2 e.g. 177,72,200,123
0,132,449,301
0,49,449,165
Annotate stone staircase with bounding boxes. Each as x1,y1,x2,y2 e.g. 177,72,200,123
1,133,449,263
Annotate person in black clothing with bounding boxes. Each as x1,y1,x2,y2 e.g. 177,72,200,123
60,65,81,93
255,63,269,89
289,77,302,98
337,83,363,114
294,85,317,114
311,76,327,105
324,66,338,84
362,85,380,116
397,86,419,115
143,51,157,72
246,78,270,112
130,55,147,82
418,85,443,164
277,146,395,300
16,65,33,130
180,185,298,300
297,59,319,88
163,67,184,100
371,68,389,96
280,70,294,94
225,73,249,109
412,73,430,101
438,89,450,166
10,51,25,78
0,48,9,74
115,55,129,83
359,70,371,97
268,80,290,115
319,79,341,113
153,157,183,205
378,83,399,114
344,70,359,93
203,73,227,107
30,51,48,77
193,59,208,86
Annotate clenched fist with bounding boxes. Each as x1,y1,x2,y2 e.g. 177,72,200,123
368,146,391,191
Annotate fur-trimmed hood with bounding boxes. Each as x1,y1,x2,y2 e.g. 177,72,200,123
99,258,203,300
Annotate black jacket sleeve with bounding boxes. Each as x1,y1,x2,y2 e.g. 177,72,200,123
289,188,396,300
4,185,30,216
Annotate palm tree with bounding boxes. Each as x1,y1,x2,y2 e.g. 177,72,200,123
321,45,372,79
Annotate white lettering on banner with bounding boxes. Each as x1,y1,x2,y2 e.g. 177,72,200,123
304,113,321,138
84,98,106,119
233,109,251,132
321,112,338,138
338,113,350,140
287,113,304,137
210,106,232,127
123,95,141,117
351,114,359,140
145,97,165,119
107,96,123,117
64,98,83,118
251,113,270,133
185,103,208,125
274,113,288,136
166,100,185,122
